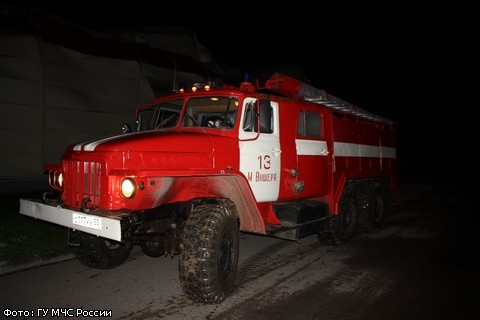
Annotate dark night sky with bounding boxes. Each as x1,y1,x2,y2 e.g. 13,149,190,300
4,1,469,179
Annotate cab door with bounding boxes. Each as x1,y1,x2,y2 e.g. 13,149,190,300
239,98,280,202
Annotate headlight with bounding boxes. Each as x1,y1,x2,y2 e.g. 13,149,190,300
121,178,136,198
48,169,64,191
58,173,64,188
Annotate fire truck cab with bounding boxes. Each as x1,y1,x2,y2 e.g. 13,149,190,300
20,72,397,304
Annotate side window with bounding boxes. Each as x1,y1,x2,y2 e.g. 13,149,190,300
243,101,257,132
242,99,273,134
259,100,273,134
298,111,322,137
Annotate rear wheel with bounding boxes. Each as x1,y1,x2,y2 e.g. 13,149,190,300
179,204,239,304
366,189,385,230
73,231,132,269
325,190,358,245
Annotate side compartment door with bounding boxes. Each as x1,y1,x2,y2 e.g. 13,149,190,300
295,109,329,196
239,98,280,202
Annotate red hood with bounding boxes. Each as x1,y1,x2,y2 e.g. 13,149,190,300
70,131,214,153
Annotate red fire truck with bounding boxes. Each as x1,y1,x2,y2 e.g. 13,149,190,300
20,72,397,303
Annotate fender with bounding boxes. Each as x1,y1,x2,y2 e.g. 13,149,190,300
109,172,268,234
167,175,267,234
331,174,348,215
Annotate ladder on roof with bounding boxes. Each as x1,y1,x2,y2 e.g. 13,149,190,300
265,72,396,125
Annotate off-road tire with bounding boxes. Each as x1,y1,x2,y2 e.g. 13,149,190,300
179,204,239,304
73,231,133,269
366,188,385,230
321,189,358,245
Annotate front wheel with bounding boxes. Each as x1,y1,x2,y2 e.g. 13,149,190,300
179,204,239,304
72,231,132,269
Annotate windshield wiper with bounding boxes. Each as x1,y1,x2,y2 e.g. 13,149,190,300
155,113,177,129
185,114,207,134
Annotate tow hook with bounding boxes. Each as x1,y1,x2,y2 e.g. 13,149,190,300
81,198,92,213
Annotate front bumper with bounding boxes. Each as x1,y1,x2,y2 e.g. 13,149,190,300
19,199,123,242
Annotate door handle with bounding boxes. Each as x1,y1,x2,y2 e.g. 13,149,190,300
272,147,282,157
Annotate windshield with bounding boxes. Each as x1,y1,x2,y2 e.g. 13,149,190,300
136,96,239,132
137,100,183,131
182,96,239,129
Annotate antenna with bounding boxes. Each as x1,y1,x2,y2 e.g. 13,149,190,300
172,61,177,92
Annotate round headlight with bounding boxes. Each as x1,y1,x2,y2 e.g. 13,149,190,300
58,172,64,188
121,178,136,198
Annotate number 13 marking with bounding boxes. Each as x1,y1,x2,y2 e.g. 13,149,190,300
258,155,271,170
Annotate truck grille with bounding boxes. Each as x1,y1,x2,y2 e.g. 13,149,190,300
64,160,102,208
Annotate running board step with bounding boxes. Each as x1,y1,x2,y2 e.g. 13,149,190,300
266,200,331,241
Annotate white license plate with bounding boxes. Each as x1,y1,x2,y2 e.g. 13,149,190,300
72,213,102,230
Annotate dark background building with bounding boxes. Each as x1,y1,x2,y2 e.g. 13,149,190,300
0,1,470,191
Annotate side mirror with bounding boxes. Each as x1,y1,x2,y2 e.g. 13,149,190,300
259,100,272,133
121,124,131,134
